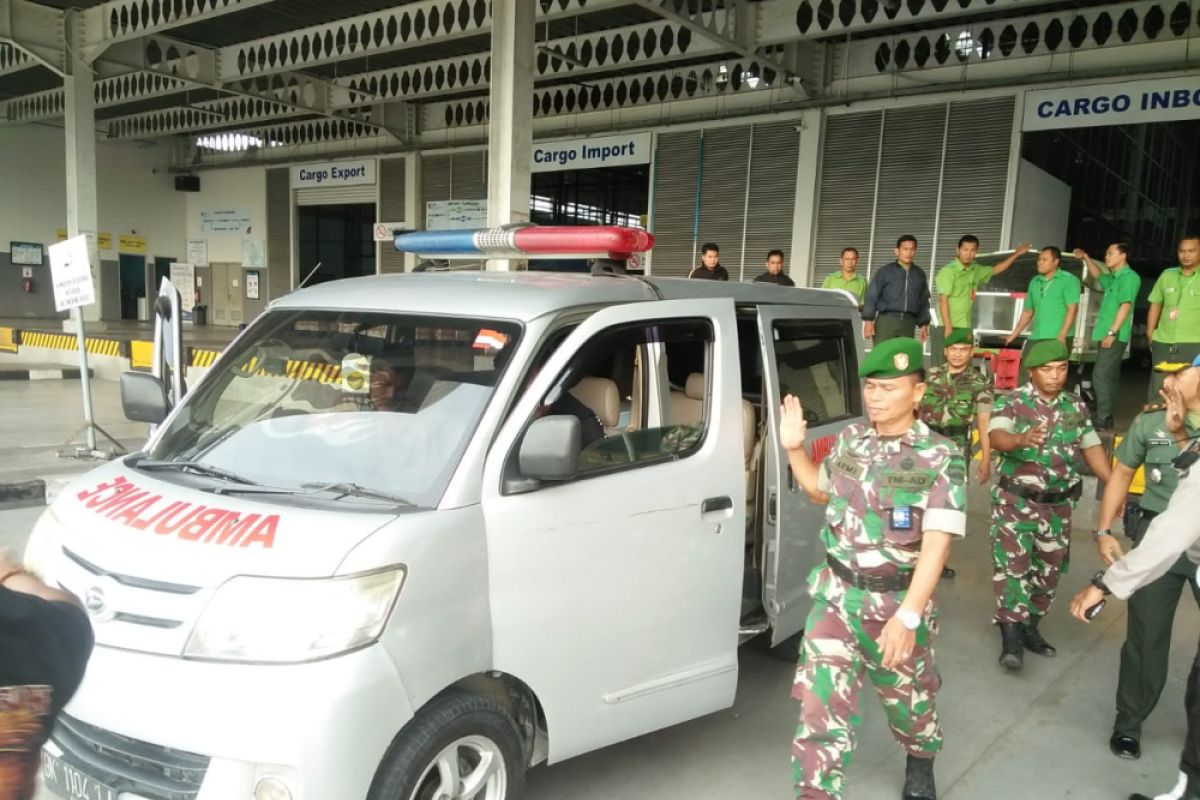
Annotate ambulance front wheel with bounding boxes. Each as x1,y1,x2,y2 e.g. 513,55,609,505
369,690,527,800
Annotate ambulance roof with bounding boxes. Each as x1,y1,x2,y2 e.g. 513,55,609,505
272,272,855,322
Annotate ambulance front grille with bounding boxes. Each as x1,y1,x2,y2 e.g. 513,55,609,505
63,548,201,595
52,714,208,800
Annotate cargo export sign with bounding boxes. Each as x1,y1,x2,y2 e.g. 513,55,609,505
1024,75,1200,131
291,158,377,187
532,132,652,172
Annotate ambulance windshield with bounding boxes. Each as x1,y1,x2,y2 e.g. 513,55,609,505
144,310,521,509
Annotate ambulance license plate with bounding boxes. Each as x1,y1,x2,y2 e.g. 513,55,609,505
41,752,118,800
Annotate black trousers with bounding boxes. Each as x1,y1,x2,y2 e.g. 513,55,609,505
1183,640,1200,780
1115,512,1200,738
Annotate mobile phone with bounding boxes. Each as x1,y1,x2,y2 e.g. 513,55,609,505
1084,599,1106,620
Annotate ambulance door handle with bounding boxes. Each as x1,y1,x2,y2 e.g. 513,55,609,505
768,491,778,525
701,496,733,515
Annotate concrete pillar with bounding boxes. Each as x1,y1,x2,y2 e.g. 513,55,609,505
63,10,103,323
485,0,535,271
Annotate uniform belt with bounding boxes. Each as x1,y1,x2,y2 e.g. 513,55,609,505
929,423,968,437
998,475,1082,504
826,555,914,592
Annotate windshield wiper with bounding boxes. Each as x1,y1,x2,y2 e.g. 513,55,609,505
129,457,260,486
202,480,414,505
299,482,414,505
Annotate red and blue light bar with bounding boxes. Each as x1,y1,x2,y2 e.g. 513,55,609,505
393,225,654,259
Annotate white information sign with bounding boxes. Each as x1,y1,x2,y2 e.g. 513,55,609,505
241,239,266,268
426,200,488,231
1024,75,1200,131
200,209,252,234
245,270,260,300
186,239,209,266
532,132,653,173
373,222,404,242
47,235,97,311
170,263,196,313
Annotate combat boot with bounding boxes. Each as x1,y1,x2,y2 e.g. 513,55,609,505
902,754,936,800
998,623,1023,670
1129,769,1200,799
1021,616,1057,657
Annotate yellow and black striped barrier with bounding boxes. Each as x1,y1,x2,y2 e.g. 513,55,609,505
20,331,121,357
0,327,16,354
236,356,342,385
190,348,221,368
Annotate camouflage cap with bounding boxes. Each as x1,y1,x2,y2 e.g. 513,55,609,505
943,328,973,347
860,337,924,378
1022,339,1069,368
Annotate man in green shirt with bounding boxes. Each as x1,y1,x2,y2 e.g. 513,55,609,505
821,247,867,309
1146,235,1200,402
936,237,1030,335
1005,246,1082,351
1074,243,1142,429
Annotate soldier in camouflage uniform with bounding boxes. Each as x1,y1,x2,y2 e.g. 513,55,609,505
919,328,994,580
987,339,1112,670
780,337,967,800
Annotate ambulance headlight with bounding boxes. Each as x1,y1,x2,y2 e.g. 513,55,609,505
184,567,405,663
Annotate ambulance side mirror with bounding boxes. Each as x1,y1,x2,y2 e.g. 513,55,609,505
121,372,170,424
517,415,581,483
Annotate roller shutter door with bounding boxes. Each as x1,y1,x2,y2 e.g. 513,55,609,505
379,157,407,274
811,111,882,286
649,130,701,277
744,122,801,280
266,167,290,298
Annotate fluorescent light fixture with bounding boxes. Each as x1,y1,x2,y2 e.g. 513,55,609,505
195,133,281,152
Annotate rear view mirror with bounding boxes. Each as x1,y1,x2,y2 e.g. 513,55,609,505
121,372,169,424
518,415,581,482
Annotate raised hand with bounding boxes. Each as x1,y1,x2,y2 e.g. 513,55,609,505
1162,382,1186,435
778,394,809,452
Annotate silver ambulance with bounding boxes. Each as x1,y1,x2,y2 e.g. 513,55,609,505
29,272,864,800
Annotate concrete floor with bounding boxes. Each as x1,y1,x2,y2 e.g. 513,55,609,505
0,371,147,487
3,372,1195,800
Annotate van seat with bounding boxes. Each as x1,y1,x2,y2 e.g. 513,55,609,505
669,373,756,464
569,377,621,429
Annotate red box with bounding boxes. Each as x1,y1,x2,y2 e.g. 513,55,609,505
992,348,1021,390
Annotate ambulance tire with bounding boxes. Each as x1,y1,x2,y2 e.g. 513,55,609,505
769,629,805,662
369,689,527,800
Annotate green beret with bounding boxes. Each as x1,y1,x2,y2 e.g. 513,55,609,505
860,337,924,378
1022,339,1069,368
943,328,973,347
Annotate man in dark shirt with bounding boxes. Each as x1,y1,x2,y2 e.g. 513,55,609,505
863,235,932,344
753,250,796,286
688,242,729,281
0,550,94,800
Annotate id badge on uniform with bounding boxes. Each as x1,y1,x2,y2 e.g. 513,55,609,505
889,506,914,530
1170,308,1180,321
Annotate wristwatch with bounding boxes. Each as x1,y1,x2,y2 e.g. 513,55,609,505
1107,329,1116,337
1091,570,1112,595
1094,528,1113,539
895,608,921,631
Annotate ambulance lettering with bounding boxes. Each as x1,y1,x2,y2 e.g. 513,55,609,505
76,476,280,549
